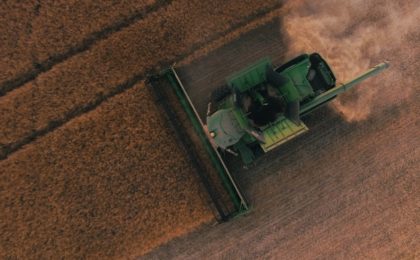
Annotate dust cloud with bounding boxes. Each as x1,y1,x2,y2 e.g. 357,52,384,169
282,0,420,121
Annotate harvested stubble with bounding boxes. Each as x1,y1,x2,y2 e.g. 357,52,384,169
0,0,158,90
0,83,213,259
0,0,281,158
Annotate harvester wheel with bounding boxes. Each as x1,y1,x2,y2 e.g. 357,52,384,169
211,85,231,103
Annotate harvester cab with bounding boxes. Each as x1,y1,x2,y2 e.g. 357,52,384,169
206,53,389,165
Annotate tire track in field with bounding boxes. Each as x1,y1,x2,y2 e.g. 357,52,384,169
0,0,171,97
1,2,284,160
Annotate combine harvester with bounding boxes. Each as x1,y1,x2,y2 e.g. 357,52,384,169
148,52,389,221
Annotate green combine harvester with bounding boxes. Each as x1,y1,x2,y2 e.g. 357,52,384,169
148,52,389,220
206,53,389,165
